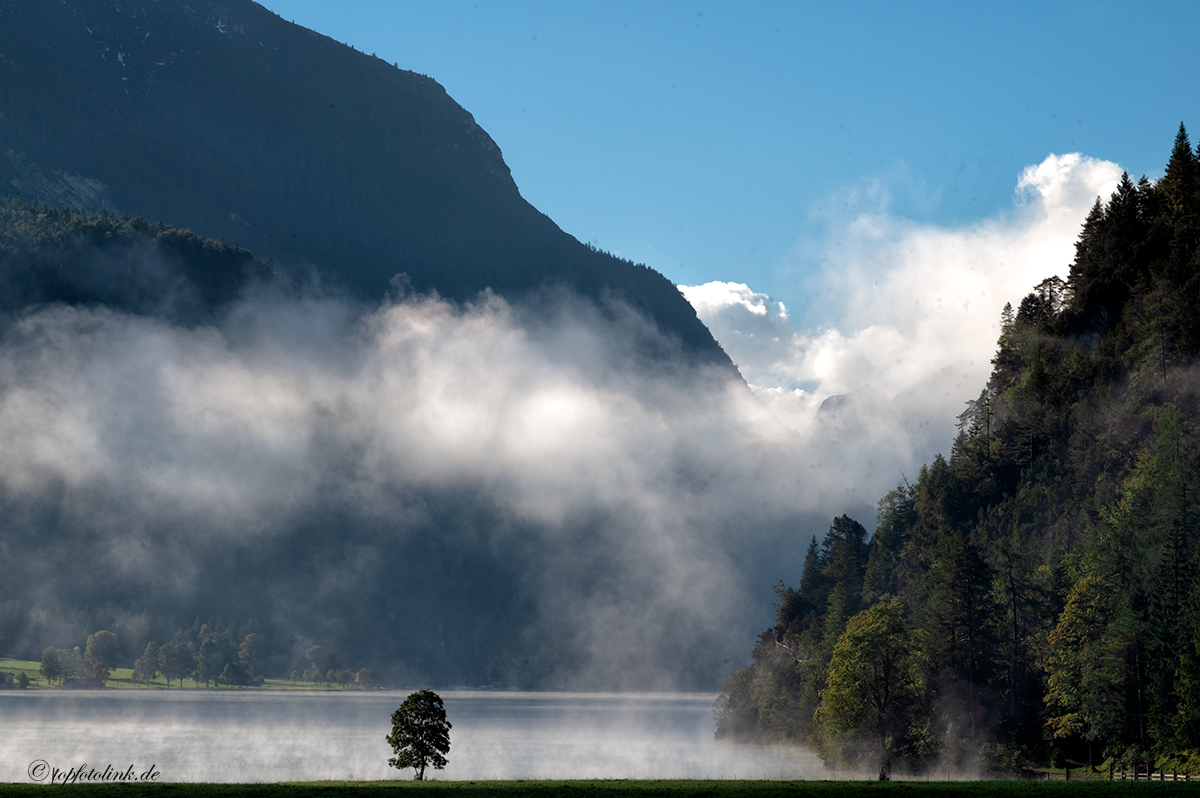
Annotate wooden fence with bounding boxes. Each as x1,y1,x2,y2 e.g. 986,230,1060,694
1039,767,1194,782
1113,768,1193,782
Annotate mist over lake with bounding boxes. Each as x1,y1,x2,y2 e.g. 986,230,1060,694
1,691,827,782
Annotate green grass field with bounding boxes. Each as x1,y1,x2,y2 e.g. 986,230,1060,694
1,780,1200,798
0,658,45,687
0,658,367,691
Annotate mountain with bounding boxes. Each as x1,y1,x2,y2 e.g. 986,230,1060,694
716,125,1200,776
0,0,731,368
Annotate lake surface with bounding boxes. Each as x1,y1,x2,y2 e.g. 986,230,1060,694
0,690,828,783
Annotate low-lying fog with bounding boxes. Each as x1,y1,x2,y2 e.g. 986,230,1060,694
1,691,830,782
0,282,875,687
0,151,1120,691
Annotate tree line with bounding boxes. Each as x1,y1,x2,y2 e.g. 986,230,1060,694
37,618,374,689
39,621,267,687
716,123,1200,778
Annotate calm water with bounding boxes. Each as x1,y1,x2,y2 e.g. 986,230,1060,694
0,690,827,782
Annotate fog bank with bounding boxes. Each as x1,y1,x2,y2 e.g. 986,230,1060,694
0,691,830,782
0,286,871,686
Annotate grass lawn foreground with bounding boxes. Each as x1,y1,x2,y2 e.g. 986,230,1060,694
2,780,1200,798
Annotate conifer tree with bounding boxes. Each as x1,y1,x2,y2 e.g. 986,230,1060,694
863,486,913,604
1160,123,1197,217
797,535,823,614
820,516,870,651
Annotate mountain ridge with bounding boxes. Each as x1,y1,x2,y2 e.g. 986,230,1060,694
0,0,733,370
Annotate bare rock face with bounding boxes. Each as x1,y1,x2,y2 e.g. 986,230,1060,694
6,149,120,214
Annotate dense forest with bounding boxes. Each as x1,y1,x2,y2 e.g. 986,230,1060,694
716,124,1200,778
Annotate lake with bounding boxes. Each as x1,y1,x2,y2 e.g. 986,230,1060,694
0,690,829,783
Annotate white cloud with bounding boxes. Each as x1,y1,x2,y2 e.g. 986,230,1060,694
678,281,798,380
683,153,1124,482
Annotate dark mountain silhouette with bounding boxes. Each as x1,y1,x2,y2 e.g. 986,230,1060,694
0,0,731,368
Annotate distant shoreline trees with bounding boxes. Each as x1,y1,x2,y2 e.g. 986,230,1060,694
25,616,379,690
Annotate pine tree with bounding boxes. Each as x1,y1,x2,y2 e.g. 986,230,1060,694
920,527,997,758
1160,123,1197,218
797,535,824,612
821,516,870,650
863,485,913,604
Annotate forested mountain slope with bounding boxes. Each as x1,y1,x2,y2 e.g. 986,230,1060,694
716,124,1200,778
0,0,730,368
0,196,279,321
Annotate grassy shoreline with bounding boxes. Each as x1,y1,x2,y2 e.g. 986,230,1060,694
0,658,372,691
2,780,1200,798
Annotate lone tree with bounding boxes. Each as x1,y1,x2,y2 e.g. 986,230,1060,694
386,689,451,780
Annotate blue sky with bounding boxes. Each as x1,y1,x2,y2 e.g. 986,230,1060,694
258,0,1199,452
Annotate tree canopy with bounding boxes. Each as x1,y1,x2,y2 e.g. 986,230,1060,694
386,689,452,780
83,630,120,681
